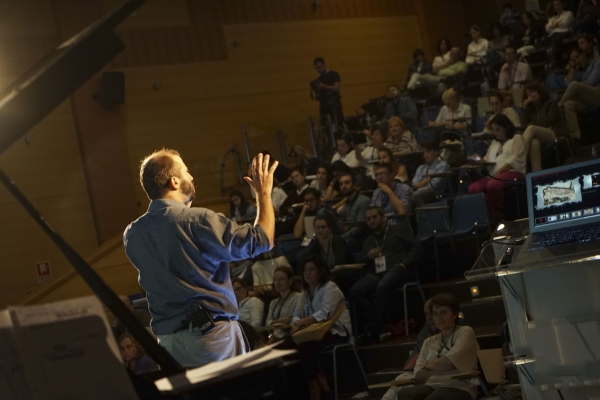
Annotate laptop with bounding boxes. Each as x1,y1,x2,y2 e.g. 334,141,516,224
516,158,600,264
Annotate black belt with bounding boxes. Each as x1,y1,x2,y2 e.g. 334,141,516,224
173,316,233,333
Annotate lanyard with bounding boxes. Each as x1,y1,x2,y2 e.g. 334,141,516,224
272,291,291,320
374,225,389,252
496,141,505,158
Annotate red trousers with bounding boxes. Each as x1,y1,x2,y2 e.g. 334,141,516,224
468,171,524,220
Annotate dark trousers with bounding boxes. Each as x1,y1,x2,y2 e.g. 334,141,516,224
349,266,415,336
296,332,348,378
397,386,472,400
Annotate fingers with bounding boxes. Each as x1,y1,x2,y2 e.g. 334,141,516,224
268,160,279,175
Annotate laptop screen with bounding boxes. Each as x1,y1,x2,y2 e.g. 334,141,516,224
527,158,600,233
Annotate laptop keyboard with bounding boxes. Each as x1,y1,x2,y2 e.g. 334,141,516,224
528,222,600,251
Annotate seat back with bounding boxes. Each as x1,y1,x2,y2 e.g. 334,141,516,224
478,349,505,384
415,200,451,241
451,193,490,234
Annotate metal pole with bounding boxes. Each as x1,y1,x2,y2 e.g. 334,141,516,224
328,114,336,153
306,116,318,157
277,130,288,165
234,144,243,183
241,124,251,166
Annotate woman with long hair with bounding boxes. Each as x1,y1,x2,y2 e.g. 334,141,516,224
265,266,300,344
118,332,159,374
229,189,256,222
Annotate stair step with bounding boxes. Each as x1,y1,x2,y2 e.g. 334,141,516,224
422,278,501,303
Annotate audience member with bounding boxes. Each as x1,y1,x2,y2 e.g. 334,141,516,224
543,0,574,45
559,52,600,145
381,299,439,400
309,164,336,200
432,38,452,74
500,3,521,31
287,145,314,175
385,116,420,156
485,91,521,131
411,140,449,207
265,266,300,344
429,89,472,135
291,256,354,400
378,148,409,183
566,47,600,86
293,188,340,238
371,163,413,219
297,216,353,269
384,84,418,133
396,293,479,400
232,278,264,330
357,126,388,181
521,83,562,169
312,57,344,126
573,0,600,34
336,173,370,248
578,32,599,58
228,189,256,222
250,251,292,289
331,135,360,168
416,47,468,95
279,168,309,216
118,332,159,374
517,11,547,57
468,114,527,220
487,22,509,67
351,206,422,344
112,295,151,339
406,50,433,91
271,181,288,213
465,25,489,65
498,44,533,95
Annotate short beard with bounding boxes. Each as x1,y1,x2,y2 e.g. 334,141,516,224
181,178,196,202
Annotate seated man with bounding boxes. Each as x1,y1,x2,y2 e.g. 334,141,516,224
371,163,413,221
559,47,600,144
497,44,532,98
279,168,309,216
335,172,370,249
383,84,418,133
412,140,449,207
415,47,468,95
351,206,422,344
381,299,439,400
293,187,341,238
406,49,433,90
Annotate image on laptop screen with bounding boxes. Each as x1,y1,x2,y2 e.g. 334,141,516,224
528,160,600,232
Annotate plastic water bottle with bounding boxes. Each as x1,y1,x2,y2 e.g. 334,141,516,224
592,144,597,158
481,77,489,97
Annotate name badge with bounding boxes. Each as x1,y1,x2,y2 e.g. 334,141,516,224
300,237,311,247
375,255,387,274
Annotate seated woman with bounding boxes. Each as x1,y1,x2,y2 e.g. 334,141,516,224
468,114,527,220
543,0,574,46
378,148,409,183
309,163,337,201
397,293,479,400
228,189,256,222
521,82,561,171
465,25,489,65
385,116,420,156
232,277,264,330
291,256,354,400
297,216,353,270
118,332,159,374
517,11,547,57
331,135,360,168
265,266,300,344
429,89,472,136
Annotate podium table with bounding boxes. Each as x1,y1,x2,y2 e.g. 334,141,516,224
466,221,600,400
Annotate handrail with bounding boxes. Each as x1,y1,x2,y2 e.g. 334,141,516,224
20,233,125,306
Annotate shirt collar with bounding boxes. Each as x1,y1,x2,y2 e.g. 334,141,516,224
148,198,187,212
297,184,309,195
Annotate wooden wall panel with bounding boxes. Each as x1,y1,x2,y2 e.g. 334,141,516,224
119,17,421,213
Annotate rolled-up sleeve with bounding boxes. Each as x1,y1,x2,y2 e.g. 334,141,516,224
312,282,343,322
444,327,479,373
196,210,270,263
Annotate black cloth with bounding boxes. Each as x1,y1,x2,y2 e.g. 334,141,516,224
280,186,308,216
296,235,353,269
296,331,348,378
396,386,472,400
317,70,344,123
359,223,422,271
406,61,433,82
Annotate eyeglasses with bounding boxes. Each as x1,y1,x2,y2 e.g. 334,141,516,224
314,225,329,230
304,198,317,203
374,172,389,177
